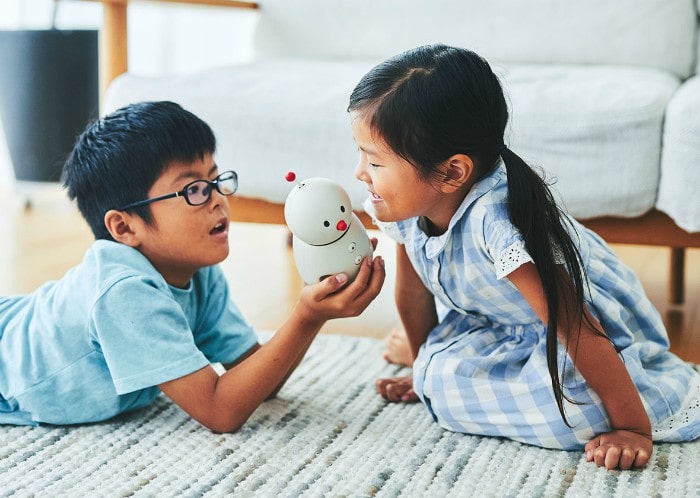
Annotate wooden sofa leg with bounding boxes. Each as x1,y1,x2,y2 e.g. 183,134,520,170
669,248,685,305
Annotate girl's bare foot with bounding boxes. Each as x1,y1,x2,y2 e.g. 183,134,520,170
382,328,413,366
376,376,419,402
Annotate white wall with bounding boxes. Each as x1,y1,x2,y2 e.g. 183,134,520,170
0,0,257,186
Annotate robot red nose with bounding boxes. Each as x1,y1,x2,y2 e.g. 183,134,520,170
336,220,348,231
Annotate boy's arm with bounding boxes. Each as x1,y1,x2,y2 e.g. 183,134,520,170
222,342,302,399
507,262,652,470
159,256,384,433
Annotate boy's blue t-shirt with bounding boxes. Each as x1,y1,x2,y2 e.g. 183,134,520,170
0,240,258,426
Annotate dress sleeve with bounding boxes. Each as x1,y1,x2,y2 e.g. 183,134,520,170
90,276,209,394
481,203,533,280
493,240,533,279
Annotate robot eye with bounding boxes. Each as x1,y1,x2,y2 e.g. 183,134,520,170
340,206,346,213
323,221,330,227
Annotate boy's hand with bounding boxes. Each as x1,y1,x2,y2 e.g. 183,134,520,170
584,430,652,470
296,255,385,325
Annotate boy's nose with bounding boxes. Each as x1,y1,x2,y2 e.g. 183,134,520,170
208,186,228,211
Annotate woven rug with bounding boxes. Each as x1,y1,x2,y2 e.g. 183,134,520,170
1,334,698,497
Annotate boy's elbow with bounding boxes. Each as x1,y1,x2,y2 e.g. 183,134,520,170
204,419,244,434
206,421,243,434
200,412,250,434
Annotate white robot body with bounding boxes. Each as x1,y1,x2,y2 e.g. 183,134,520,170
284,175,373,284
291,213,373,283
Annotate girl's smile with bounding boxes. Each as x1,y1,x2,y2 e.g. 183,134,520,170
368,190,383,203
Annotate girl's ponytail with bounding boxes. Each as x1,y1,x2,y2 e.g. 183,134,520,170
500,146,596,425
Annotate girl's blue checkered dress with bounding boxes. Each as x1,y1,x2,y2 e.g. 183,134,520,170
367,161,700,450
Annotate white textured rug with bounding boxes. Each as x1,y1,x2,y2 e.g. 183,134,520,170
1,334,698,497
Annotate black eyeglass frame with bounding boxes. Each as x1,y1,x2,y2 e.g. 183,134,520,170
115,170,238,211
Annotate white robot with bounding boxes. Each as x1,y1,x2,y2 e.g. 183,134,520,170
284,172,373,284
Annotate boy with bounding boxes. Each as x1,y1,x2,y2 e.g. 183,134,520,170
0,101,385,432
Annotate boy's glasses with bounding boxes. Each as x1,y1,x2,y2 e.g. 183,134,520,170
116,170,238,211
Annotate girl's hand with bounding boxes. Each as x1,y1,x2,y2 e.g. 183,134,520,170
376,376,419,403
295,255,385,326
584,430,653,470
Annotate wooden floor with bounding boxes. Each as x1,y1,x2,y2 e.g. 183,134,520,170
1,186,698,363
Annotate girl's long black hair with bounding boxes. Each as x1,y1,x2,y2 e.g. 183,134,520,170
348,44,598,424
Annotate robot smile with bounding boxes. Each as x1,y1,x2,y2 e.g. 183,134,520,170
313,223,349,247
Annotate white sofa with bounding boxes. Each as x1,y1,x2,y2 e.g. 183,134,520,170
100,0,700,301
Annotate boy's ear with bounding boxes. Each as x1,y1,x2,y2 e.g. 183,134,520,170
437,154,474,193
104,209,141,247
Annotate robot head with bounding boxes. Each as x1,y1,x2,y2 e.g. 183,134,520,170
284,174,353,246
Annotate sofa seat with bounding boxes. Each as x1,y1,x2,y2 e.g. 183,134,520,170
106,61,680,222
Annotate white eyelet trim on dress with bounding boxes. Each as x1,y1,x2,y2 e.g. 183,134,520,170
495,241,533,279
652,367,700,440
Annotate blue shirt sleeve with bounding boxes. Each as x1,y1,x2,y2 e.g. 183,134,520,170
90,264,258,395
185,265,259,365
90,274,211,395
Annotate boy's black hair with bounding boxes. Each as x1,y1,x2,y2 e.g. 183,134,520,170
61,101,216,241
348,44,603,425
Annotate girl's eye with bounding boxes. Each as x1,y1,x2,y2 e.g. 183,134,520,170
369,162,380,168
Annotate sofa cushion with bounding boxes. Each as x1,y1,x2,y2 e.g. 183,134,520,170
658,76,700,232
105,61,678,221
254,0,697,78
500,65,679,220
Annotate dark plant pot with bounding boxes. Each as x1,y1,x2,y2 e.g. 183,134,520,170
0,29,98,183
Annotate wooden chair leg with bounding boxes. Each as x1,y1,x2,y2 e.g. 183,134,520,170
669,248,685,305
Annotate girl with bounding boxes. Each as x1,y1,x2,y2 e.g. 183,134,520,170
348,44,700,470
